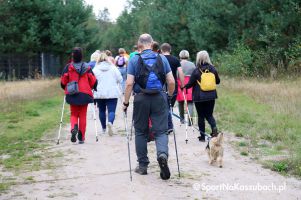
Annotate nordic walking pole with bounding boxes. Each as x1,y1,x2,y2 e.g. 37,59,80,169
182,91,194,129
123,111,133,181
130,119,134,141
182,91,190,144
184,112,188,144
57,96,66,145
172,112,200,132
169,100,180,177
92,101,99,142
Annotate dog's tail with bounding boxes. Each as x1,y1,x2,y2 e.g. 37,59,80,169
216,132,224,145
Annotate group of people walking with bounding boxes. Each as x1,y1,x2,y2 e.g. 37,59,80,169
60,33,220,180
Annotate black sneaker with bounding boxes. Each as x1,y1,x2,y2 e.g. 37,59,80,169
198,135,206,142
71,125,78,143
134,166,147,175
158,156,170,180
78,130,83,142
167,128,173,135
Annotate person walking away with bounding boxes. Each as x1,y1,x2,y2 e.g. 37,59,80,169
183,50,220,142
88,50,100,69
60,47,97,144
152,41,160,53
123,34,175,180
115,48,128,93
93,52,122,136
160,43,185,133
129,45,139,60
105,50,115,65
177,50,196,125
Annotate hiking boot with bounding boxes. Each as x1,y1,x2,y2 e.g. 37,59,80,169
198,135,206,142
134,166,147,175
211,128,218,137
158,155,170,180
107,122,113,136
71,125,78,143
78,130,83,142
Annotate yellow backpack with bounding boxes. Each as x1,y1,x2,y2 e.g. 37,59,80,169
197,69,216,91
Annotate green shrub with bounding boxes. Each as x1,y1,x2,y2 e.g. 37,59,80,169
215,43,253,76
272,161,288,172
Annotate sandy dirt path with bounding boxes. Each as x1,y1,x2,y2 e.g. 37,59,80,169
1,103,301,200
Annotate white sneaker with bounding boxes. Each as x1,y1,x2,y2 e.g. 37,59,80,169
102,129,106,134
107,122,113,136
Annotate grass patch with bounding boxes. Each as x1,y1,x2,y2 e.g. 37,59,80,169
25,110,40,117
215,77,301,176
238,141,247,147
0,182,15,192
272,161,289,173
25,176,35,181
0,95,67,171
240,151,249,156
0,79,69,192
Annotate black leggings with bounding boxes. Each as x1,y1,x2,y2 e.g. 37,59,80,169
195,100,217,135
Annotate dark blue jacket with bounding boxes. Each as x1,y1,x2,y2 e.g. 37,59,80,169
185,63,220,102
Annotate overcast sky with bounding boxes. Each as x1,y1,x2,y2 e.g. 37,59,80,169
85,0,127,21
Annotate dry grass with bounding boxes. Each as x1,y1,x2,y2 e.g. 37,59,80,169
221,77,301,118
0,79,65,176
0,79,60,112
216,77,301,176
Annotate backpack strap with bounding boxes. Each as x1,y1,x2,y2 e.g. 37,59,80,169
135,54,148,89
153,55,166,85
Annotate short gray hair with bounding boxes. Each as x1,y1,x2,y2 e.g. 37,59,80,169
196,50,212,66
118,48,126,54
138,33,153,47
179,50,189,59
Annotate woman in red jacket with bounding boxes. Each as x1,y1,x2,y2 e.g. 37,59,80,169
61,47,97,144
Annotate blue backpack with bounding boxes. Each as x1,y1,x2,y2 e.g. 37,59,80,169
135,54,166,94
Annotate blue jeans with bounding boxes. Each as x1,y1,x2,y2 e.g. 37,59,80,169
95,98,118,130
118,67,127,93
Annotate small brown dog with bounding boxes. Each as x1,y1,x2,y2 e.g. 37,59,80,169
206,132,224,168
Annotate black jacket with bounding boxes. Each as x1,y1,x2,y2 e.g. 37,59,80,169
185,63,220,102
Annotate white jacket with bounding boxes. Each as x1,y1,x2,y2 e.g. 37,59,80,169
93,61,123,99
